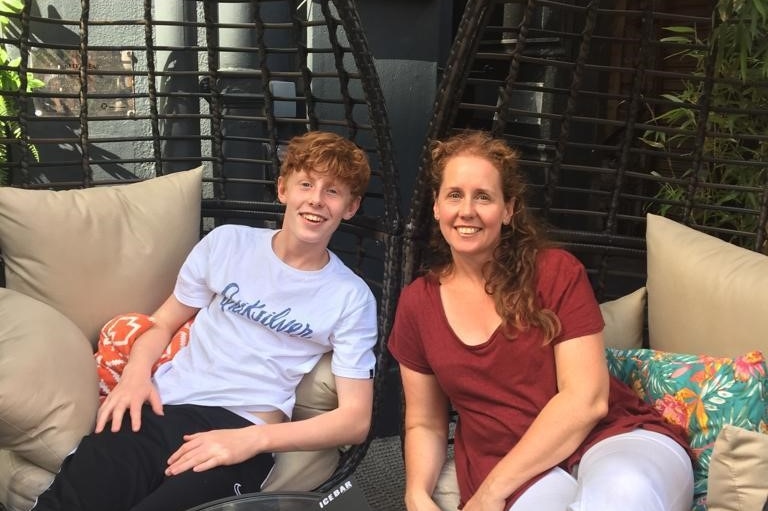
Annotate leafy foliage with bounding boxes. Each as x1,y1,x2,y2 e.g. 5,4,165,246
714,0,768,81
641,0,768,252
0,0,44,185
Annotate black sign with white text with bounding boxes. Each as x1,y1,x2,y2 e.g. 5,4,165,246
316,476,373,511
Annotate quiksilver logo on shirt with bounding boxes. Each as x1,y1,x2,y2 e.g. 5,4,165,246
219,283,313,338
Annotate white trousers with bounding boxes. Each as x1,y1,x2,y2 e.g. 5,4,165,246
509,430,694,511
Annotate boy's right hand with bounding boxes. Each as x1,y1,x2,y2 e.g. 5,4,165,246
95,368,163,433
93,295,198,434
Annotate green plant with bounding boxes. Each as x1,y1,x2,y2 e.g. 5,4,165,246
641,0,768,252
0,0,43,186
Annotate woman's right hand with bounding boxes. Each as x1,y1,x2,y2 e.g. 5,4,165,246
404,492,443,511
95,366,163,434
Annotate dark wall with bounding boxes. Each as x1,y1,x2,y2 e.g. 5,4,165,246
356,0,454,437
357,0,453,217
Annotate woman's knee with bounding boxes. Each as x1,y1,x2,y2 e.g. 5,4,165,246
574,431,693,511
584,467,656,502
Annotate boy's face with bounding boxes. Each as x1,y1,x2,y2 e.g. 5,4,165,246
277,169,361,247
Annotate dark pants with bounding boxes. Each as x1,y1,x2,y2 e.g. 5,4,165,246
32,404,274,511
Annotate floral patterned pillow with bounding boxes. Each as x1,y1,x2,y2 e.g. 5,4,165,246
605,348,768,500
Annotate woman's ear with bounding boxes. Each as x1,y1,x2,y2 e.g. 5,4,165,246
504,198,516,225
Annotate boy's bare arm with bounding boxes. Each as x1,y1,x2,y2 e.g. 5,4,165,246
95,294,200,433
269,375,374,448
164,376,374,475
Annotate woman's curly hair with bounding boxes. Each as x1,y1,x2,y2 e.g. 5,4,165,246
427,131,561,343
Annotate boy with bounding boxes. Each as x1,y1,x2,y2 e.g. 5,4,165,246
32,131,378,511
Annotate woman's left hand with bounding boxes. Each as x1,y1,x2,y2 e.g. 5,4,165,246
461,487,507,511
165,427,261,475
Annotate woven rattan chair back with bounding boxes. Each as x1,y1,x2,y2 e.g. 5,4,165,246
404,0,768,303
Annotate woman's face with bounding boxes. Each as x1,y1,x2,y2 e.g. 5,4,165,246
433,154,514,262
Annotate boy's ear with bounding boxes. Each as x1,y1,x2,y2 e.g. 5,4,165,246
342,196,362,220
276,176,287,204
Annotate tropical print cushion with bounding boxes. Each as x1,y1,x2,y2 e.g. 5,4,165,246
605,348,768,500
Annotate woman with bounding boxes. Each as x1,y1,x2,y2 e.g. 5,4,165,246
388,131,693,511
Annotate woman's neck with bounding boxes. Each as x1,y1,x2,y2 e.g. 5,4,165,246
441,255,489,287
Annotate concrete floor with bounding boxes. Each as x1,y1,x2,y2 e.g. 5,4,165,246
355,435,406,511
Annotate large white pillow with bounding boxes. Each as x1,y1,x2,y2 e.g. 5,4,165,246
0,169,202,346
0,288,99,511
646,213,768,357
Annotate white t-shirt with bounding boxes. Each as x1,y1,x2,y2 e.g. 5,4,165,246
153,225,378,420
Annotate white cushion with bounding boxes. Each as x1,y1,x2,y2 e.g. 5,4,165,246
707,424,768,511
433,456,460,511
262,353,341,491
599,287,646,349
0,288,99,511
646,213,768,356
0,168,202,347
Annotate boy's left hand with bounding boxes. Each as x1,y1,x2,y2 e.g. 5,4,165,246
165,427,262,475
